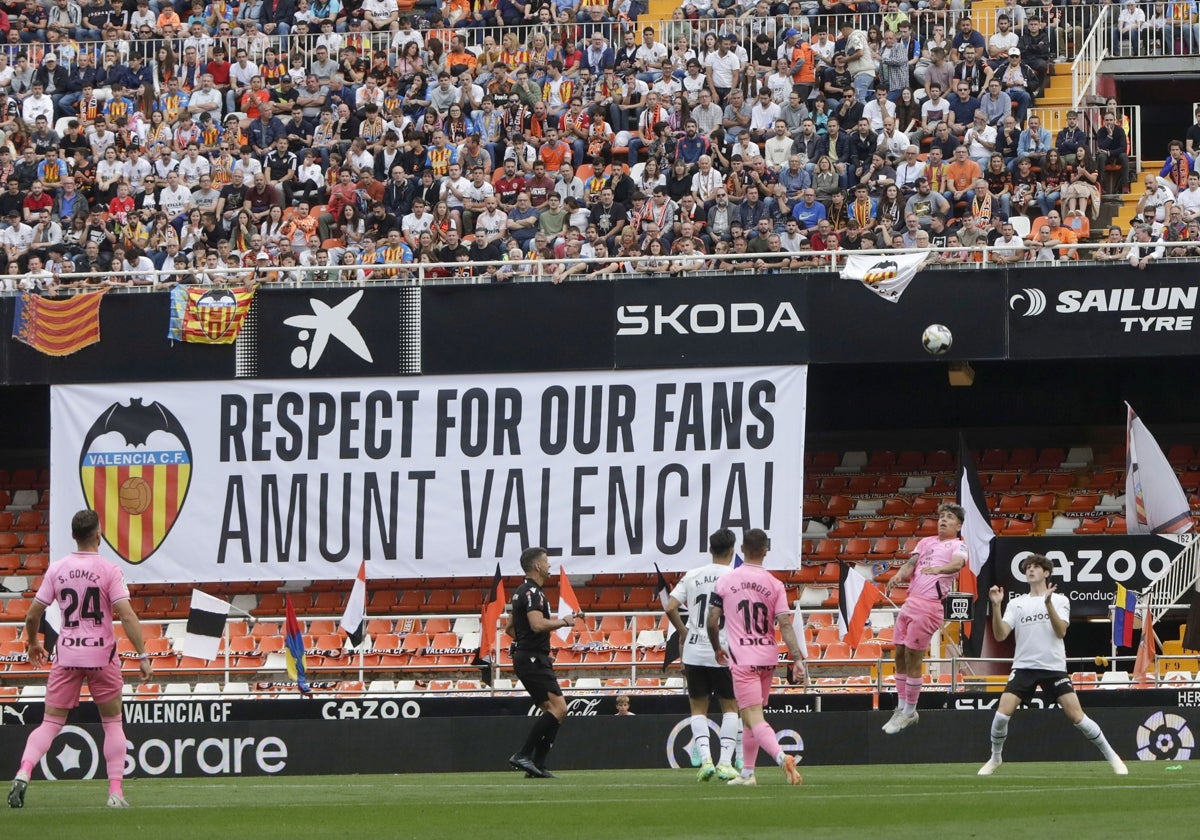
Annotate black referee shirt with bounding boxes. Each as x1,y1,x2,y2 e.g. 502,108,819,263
511,578,551,655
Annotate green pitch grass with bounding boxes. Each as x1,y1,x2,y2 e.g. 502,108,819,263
5,763,1195,840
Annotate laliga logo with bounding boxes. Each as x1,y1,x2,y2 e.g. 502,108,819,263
40,725,100,780
1136,711,1194,761
665,716,721,768
1010,288,1048,317
862,260,899,285
78,399,193,564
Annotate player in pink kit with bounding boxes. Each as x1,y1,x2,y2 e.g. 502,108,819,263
706,528,807,787
7,509,153,809
882,503,968,735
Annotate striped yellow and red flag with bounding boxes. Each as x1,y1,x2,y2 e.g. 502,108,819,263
168,286,255,344
12,290,107,356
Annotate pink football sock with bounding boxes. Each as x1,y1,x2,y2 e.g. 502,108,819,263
18,713,66,778
102,715,126,796
906,679,922,707
751,722,783,766
741,723,759,771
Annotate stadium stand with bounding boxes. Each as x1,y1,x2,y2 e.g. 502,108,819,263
0,0,1186,288
1,1,1199,698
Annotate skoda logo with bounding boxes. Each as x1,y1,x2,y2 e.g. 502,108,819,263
1009,288,1047,317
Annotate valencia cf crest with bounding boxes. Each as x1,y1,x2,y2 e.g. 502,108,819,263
861,259,899,285
77,399,192,564
194,288,243,342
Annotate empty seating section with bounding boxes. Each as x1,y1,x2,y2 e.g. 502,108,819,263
2,449,1194,694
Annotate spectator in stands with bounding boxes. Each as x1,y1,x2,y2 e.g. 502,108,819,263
1128,222,1166,268
1115,0,1148,56
1177,171,1200,221
992,219,1026,262
1018,114,1052,168
1055,111,1089,164
1017,17,1051,96
1160,139,1194,192
1062,147,1101,219
882,504,967,735
1095,225,1130,261
1094,111,1130,194
1135,172,1176,224
506,547,583,779
6,509,153,810
978,554,1127,778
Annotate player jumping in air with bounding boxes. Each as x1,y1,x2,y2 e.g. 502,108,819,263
883,503,967,734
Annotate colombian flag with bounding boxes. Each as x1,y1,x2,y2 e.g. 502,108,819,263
284,594,311,695
12,290,107,356
1113,584,1137,648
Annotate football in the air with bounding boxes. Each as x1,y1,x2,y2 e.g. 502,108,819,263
922,324,953,355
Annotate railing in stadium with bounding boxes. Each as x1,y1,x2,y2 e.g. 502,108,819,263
1072,4,1111,106
4,605,1196,697
41,6,1200,70
0,238,1188,293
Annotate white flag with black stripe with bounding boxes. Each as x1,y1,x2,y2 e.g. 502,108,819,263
340,561,367,647
182,589,231,661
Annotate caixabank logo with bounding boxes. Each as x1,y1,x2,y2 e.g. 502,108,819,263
78,399,192,564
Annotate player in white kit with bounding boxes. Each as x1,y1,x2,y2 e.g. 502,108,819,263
665,528,740,782
7,509,153,809
978,553,1127,776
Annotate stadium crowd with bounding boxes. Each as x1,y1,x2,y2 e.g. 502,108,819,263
0,0,1188,288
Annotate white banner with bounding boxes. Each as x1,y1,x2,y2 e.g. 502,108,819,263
50,366,807,582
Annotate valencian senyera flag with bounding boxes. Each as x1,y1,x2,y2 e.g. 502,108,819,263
168,285,255,344
12,290,107,356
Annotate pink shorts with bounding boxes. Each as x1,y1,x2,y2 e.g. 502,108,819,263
45,660,124,709
892,597,946,651
731,664,774,710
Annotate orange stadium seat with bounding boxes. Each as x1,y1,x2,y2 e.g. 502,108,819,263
841,539,871,561
868,538,900,561
859,519,889,538
1026,493,1057,512
822,642,852,660
20,555,48,575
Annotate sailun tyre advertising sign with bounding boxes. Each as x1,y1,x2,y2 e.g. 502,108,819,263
50,366,806,583
1007,267,1200,359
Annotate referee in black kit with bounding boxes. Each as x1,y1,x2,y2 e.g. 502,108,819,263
506,546,584,779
